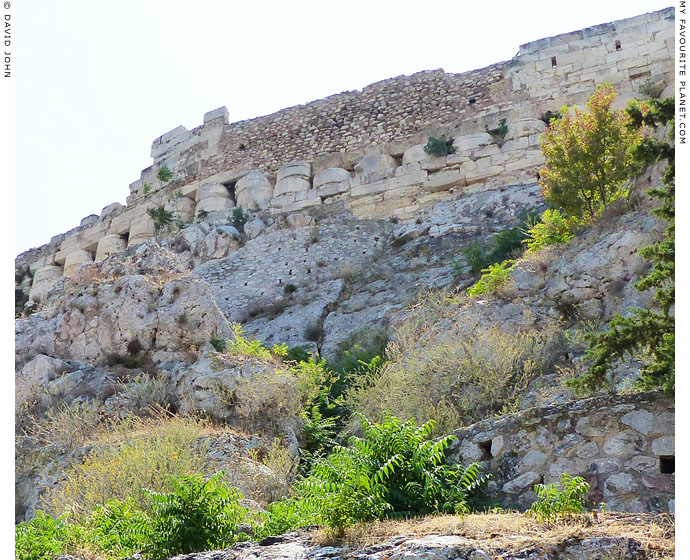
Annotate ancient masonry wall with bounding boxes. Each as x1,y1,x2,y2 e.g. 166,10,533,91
16,8,675,305
448,391,675,513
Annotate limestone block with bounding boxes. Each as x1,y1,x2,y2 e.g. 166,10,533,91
80,215,99,227
196,196,235,215
313,168,351,198
465,165,504,185
96,234,128,262
100,202,124,219
502,471,541,494
236,170,274,211
621,410,655,435
423,170,465,193
354,154,397,176
197,182,232,202
151,125,190,159
128,218,156,247
272,189,321,213
505,151,545,172
277,160,311,182
651,436,674,456
244,218,265,240
274,176,311,198
453,133,493,153
166,195,197,222
402,145,447,171
504,118,547,141
29,265,63,302
63,250,94,278
350,178,391,199
203,106,229,124
108,211,135,236
501,137,530,153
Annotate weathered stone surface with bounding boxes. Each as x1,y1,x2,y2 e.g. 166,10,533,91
354,153,397,176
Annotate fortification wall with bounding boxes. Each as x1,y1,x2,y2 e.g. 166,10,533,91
15,7,675,308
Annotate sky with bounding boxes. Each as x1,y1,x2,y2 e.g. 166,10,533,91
12,0,676,254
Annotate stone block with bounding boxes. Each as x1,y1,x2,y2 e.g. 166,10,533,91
651,436,674,456
198,182,232,201
273,176,311,197
502,471,541,494
454,133,493,153
350,178,390,199
236,170,274,211
203,106,229,124
465,165,504,184
100,202,124,219
80,215,99,227
504,118,547,141
604,473,637,496
277,160,311,182
196,196,235,214
402,144,447,171
314,168,351,199
621,410,655,435
128,218,155,247
354,153,397,176
63,250,94,278
423,170,465,193
95,234,128,262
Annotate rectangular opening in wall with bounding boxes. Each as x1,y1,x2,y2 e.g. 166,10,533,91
659,456,675,474
478,441,492,461
551,56,557,68
222,181,237,205
615,40,622,51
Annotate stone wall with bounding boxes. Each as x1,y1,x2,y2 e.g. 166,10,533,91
15,7,675,308
447,392,674,513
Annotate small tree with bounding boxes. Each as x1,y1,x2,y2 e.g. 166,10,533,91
156,166,173,184
423,136,456,157
539,83,643,220
147,206,176,238
571,97,675,393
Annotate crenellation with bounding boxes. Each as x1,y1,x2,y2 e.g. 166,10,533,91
16,8,674,304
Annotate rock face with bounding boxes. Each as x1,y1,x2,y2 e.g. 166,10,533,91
15,243,232,369
163,526,670,560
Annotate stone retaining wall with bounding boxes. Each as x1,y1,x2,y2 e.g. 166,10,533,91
447,391,674,513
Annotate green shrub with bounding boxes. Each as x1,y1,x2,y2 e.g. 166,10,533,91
252,497,317,540
523,209,576,253
298,414,486,535
423,135,456,157
461,243,491,274
15,511,81,560
485,118,508,139
156,167,173,183
84,498,152,558
539,83,642,220
146,206,176,234
467,260,515,296
286,345,311,363
209,332,227,352
528,473,591,522
143,472,249,559
231,207,248,232
540,110,563,126
227,324,273,360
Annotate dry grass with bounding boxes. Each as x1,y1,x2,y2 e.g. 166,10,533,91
316,512,674,558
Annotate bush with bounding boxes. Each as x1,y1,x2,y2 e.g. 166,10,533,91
485,118,508,140
348,294,557,434
209,332,227,352
467,260,515,296
298,414,486,535
539,83,643,220
423,135,456,157
42,414,208,516
528,473,590,522
143,472,249,559
226,324,273,360
231,207,248,232
156,166,173,183
15,511,81,560
523,209,576,253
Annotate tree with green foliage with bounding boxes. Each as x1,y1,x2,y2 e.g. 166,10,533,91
146,206,176,238
570,96,674,393
156,166,173,183
528,473,591,522
539,83,643,220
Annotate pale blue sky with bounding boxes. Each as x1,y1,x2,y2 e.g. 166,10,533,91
14,0,676,254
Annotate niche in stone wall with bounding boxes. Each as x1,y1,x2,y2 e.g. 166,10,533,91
659,456,675,474
222,180,238,205
615,40,622,51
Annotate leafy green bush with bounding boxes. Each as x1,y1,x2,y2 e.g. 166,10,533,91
252,497,317,540
156,166,173,183
84,498,152,558
298,414,486,535
523,209,576,253
539,83,642,220
232,207,248,232
209,332,227,352
423,136,456,157
528,473,590,522
143,472,249,559
460,243,491,274
15,511,81,560
227,324,273,359
467,260,515,296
